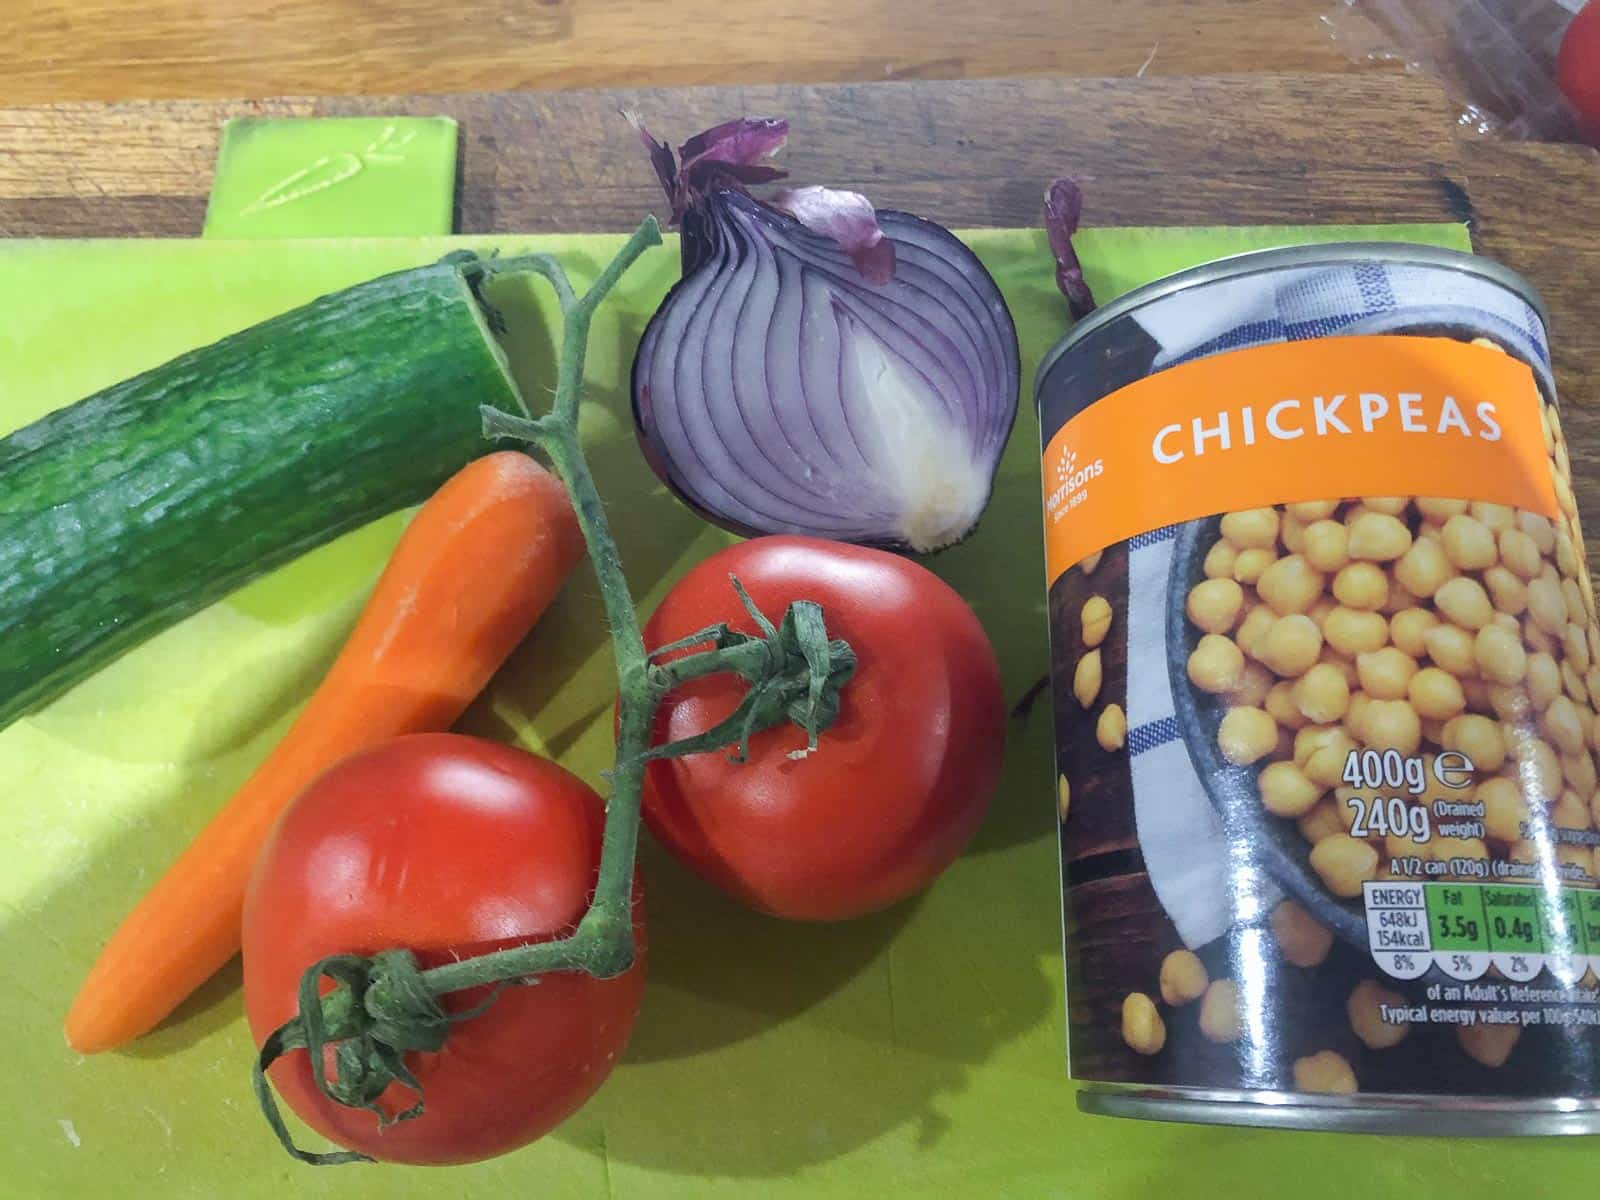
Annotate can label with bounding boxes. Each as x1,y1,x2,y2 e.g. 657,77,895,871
1043,336,1558,584
1045,332,1600,1099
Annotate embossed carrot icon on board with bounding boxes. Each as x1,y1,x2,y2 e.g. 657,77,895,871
241,124,417,215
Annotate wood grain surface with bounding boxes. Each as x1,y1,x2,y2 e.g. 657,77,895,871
0,75,1475,233
4,1,1358,105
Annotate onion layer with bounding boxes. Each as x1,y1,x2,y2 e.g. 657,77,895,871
630,117,1019,554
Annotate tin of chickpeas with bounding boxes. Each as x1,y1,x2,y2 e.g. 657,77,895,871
1037,245,1600,1135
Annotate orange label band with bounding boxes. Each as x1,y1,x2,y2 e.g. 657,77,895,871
1041,336,1560,585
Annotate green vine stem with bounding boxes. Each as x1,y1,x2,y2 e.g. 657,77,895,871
252,217,856,1164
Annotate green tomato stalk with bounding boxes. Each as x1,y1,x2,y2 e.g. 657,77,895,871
252,217,856,1165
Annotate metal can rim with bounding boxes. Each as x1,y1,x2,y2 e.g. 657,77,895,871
1077,1084,1600,1137
1032,241,1550,412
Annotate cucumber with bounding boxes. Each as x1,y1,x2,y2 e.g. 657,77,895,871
0,253,525,730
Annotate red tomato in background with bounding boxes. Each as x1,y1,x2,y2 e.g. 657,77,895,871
1560,2,1600,139
243,734,645,1165
641,536,1004,921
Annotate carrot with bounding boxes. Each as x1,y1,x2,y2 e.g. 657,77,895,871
64,450,583,1053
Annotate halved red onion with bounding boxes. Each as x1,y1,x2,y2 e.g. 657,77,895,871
629,118,1019,554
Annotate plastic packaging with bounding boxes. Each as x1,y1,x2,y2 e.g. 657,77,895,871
1323,0,1587,141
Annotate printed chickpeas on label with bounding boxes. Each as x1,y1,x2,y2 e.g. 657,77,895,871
1188,488,1599,899
1043,329,1600,1106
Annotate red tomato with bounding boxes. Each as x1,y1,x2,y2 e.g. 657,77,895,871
1560,2,1600,138
640,536,1004,920
243,733,645,1165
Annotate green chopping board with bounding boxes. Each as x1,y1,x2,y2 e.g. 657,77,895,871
6,221,1587,1199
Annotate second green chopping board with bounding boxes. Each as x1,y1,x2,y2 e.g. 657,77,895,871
9,221,1589,1199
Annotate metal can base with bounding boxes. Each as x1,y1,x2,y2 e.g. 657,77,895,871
1078,1084,1600,1137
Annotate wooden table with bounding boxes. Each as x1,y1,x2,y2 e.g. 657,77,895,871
6,0,1358,104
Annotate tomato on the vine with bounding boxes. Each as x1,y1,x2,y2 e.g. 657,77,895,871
242,733,645,1165
641,536,1004,921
